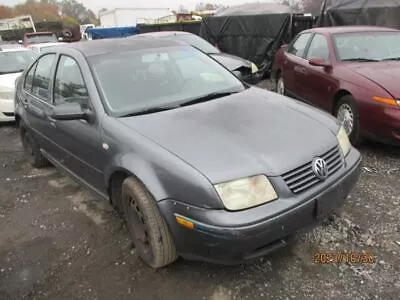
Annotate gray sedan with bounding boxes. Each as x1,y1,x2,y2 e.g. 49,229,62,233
15,38,362,268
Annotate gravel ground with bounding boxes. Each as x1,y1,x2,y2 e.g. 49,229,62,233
0,83,399,299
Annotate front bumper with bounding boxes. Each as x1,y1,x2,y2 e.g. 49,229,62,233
158,148,362,264
0,99,15,122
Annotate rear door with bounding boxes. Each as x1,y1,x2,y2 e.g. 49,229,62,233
49,54,105,194
22,53,59,157
303,34,337,112
282,32,313,99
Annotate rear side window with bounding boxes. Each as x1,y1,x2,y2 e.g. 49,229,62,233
287,33,312,58
32,54,56,102
24,62,37,92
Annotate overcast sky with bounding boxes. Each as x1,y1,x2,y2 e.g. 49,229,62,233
3,0,277,14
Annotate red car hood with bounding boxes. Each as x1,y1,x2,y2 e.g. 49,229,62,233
349,62,400,98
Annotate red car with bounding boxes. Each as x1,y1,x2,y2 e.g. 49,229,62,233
272,26,400,146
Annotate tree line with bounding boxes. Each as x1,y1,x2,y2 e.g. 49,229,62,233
0,0,98,25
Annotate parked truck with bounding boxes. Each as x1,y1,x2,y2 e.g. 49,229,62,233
99,8,171,27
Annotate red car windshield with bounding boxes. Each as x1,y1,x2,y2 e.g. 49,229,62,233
26,33,58,45
333,31,400,62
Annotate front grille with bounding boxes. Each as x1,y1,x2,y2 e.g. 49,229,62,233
282,146,343,194
3,112,14,117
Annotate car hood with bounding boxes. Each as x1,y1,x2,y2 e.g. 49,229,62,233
210,52,252,71
0,72,22,89
349,62,400,98
118,88,339,183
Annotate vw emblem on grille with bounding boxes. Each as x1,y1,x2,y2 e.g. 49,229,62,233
312,157,329,180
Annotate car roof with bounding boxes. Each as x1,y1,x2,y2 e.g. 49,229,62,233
135,31,192,38
30,42,65,48
303,26,399,35
57,37,188,57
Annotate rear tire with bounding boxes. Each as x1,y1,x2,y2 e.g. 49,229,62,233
121,177,177,268
20,124,50,168
334,95,362,145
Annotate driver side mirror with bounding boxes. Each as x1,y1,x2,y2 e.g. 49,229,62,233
309,57,331,68
50,102,91,121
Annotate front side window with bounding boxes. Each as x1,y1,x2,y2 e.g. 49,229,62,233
31,54,56,101
333,31,400,62
306,34,330,62
53,55,89,109
0,50,33,75
89,46,245,116
287,33,312,57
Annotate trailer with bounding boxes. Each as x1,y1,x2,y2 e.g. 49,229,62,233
99,8,171,27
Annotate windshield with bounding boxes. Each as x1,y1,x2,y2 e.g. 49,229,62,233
26,34,58,45
164,34,220,54
333,31,400,61
0,50,33,74
89,46,245,116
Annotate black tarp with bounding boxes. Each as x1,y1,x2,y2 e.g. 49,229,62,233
318,0,400,28
199,4,292,76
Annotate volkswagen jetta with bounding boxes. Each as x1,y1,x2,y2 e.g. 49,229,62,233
15,38,362,268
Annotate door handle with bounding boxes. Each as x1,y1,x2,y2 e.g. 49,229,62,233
47,116,56,127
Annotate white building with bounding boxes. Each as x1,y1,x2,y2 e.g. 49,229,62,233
99,8,171,27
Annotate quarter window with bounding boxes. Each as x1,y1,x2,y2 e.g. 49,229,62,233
31,54,56,102
53,55,89,109
287,33,312,57
306,34,330,62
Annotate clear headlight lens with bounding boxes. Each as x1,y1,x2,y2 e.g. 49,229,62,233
0,86,14,100
214,175,278,211
337,125,351,157
251,62,259,73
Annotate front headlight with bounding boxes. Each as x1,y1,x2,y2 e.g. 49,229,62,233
251,62,259,73
214,175,278,211
0,86,14,100
337,126,351,157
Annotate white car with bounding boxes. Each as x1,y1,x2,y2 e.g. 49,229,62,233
0,45,33,122
29,42,66,56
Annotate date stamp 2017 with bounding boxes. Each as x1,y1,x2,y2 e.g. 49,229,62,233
314,251,376,264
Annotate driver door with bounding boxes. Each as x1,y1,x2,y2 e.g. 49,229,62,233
49,55,106,194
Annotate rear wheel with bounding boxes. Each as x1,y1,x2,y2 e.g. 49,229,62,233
276,74,285,95
20,124,49,168
334,95,362,145
121,177,177,268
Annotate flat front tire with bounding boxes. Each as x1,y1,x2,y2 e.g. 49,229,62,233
121,177,177,268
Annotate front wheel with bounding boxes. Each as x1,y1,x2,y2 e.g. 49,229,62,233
276,74,285,95
334,95,362,145
121,177,177,268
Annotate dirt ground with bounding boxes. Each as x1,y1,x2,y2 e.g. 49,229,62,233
0,86,399,299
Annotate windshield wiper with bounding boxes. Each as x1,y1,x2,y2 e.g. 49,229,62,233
179,91,239,107
119,105,178,117
341,58,380,62
381,57,400,61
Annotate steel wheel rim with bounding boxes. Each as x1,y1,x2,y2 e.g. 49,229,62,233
124,194,153,262
277,77,285,95
337,103,354,135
